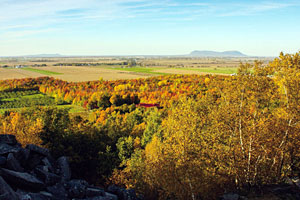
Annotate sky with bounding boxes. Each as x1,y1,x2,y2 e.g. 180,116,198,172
0,0,299,57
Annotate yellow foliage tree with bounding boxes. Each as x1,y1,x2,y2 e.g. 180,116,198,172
0,111,43,146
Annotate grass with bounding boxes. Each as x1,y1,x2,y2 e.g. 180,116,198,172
0,107,23,114
177,67,238,74
1,94,45,102
113,66,237,75
56,104,90,118
0,90,87,115
57,104,87,113
0,104,89,116
22,67,63,75
112,66,169,75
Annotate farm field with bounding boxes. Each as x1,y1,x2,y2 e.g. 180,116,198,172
0,87,88,116
0,66,156,82
0,68,46,80
111,66,168,75
0,89,57,112
154,67,237,75
0,66,235,82
0,56,272,81
22,67,63,75
180,67,237,74
41,66,158,81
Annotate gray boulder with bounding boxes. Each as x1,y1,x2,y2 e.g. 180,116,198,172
26,145,50,157
6,153,24,172
56,156,71,182
15,148,30,167
19,192,51,200
26,152,45,170
0,176,19,200
86,187,105,197
0,135,140,200
1,168,45,190
0,134,17,145
0,156,6,166
0,143,20,155
41,158,54,173
46,183,68,199
108,185,139,200
65,179,88,199
34,167,61,186
105,192,118,200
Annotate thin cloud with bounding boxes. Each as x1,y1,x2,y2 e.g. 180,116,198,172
0,0,296,24
0,0,299,38
0,28,59,39
219,2,296,17
0,24,34,31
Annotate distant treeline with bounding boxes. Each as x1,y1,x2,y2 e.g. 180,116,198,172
0,64,47,68
53,62,128,66
31,64,47,67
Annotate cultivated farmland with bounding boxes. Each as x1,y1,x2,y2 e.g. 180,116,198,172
0,68,46,80
0,66,156,82
0,56,272,82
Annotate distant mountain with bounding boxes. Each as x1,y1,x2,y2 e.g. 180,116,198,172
25,54,63,58
189,50,247,57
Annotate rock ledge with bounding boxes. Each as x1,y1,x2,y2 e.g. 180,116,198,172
0,134,140,200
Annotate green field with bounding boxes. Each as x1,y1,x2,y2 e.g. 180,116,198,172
112,66,237,75
0,104,88,116
0,90,56,109
57,104,88,113
0,89,89,116
112,67,169,75
1,93,45,102
22,67,63,75
179,67,237,74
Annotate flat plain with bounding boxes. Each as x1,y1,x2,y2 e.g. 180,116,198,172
0,56,272,82
37,66,156,82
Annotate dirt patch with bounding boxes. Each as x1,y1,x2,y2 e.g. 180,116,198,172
0,68,47,80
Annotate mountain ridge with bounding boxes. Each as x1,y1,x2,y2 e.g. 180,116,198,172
0,51,249,58
189,50,247,57
25,53,63,58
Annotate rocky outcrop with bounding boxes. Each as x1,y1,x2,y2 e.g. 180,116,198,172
0,134,140,200
220,182,300,200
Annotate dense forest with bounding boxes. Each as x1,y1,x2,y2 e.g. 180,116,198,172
0,52,299,199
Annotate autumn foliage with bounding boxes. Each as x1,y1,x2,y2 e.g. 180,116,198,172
0,52,300,199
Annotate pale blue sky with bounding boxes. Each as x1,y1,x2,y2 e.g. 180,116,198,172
0,0,299,56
